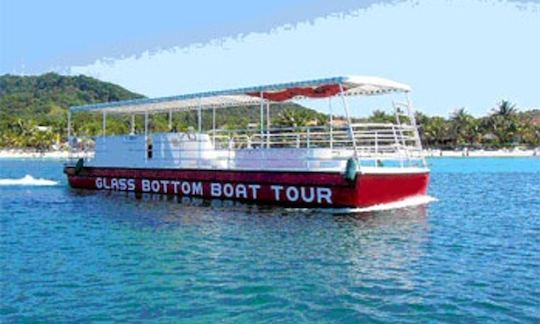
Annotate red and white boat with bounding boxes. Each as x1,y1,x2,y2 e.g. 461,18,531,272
64,76,429,208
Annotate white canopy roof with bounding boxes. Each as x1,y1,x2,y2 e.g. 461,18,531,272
70,76,411,114
342,76,411,96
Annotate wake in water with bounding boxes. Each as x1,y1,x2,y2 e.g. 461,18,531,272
292,195,437,214
0,175,58,186
338,195,437,213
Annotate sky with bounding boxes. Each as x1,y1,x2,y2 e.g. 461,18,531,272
1,0,539,117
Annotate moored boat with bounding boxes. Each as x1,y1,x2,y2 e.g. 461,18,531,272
64,76,429,208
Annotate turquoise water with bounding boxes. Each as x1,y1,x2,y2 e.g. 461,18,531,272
1,158,539,322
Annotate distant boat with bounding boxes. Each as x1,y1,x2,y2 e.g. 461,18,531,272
64,76,429,208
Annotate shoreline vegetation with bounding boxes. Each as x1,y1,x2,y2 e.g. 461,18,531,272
1,73,539,154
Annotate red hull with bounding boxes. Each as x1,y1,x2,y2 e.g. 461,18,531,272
64,167,429,208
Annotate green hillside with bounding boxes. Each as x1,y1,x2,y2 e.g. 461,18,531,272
0,73,144,129
0,73,327,149
0,73,145,148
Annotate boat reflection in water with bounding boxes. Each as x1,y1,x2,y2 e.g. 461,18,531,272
71,187,431,300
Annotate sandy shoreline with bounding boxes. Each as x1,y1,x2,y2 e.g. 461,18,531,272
424,149,538,158
1,149,538,160
0,150,85,160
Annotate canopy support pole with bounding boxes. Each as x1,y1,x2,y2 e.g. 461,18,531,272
130,114,135,134
266,102,270,148
339,84,359,160
259,92,264,148
102,111,106,136
328,98,333,149
144,112,148,137
168,110,172,131
212,107,216,146
406,93,427,168
67,111,72,140
197,98,202,168
198,98,202,133
144,112,149,163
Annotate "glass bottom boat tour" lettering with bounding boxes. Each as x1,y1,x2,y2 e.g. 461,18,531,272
94,177,333,204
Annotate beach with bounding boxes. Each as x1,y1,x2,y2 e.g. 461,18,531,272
0,149,86,159
424,148,538,158
1,148,538,160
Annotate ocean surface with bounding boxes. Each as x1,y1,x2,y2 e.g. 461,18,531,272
1,158,539,322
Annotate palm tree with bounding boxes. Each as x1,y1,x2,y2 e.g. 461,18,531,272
515,119,540,147
492,100,517,117
24,129,53,151
489,100,519,147
315,113,329,126
423,117,450,147
368,110,395,123
274,109,310,128
450,108,475,146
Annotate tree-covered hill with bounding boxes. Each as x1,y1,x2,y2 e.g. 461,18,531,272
0,72,144,118
0,73,327,149
0,73,145,147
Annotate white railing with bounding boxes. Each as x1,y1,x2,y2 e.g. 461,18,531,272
211,123,421,154
68,123,426,170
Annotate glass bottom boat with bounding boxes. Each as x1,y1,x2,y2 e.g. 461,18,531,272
64,76,429,208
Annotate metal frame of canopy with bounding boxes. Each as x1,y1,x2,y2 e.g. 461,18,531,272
67,75,413,160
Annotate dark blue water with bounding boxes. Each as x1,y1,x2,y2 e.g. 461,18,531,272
1,158,539,322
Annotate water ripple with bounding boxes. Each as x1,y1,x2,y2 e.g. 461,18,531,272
1,158,539,322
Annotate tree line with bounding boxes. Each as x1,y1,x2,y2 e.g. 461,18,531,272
267,100,540,149
414,101,539,149
2,100,538,150
1,73,538,150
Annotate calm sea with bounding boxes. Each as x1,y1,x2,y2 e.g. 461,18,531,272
1,158,539,322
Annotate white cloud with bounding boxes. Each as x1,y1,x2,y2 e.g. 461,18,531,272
69,0,540,116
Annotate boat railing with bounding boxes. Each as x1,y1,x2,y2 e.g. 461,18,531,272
67,136,96,162
68,122,425,169
210,123,419,151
